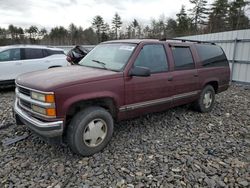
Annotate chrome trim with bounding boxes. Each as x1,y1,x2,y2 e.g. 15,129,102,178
173,91,198,100
16,88,55,108
18,98,56,119
119,90,199,112
14,100,63,128
15,82,54,94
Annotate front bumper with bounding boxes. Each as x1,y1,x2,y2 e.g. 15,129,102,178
14,100,64,137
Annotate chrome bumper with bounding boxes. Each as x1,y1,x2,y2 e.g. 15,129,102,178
14,100,64,137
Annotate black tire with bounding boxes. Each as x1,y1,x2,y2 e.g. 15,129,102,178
194,85,215,113
67,106,114,156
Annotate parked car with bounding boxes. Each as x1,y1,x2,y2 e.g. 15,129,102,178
14,39,230,156
0,45,69,86
66,45,93,65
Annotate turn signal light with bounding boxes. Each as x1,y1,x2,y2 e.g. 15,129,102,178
46,108,56,116
45,94,55,103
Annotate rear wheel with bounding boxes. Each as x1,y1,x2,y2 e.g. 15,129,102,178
67,106,114,156
194,85,215,113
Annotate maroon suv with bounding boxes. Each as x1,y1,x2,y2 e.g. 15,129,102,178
14,39,230,156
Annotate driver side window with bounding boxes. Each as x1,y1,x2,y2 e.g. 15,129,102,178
134,44,168,73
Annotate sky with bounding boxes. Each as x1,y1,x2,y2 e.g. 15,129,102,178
0,0,214,30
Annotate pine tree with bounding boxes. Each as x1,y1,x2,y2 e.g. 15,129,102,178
189,0,208,32
112,13,122,39
207,0,229,33
131,19,139,38
176,6,190,36
92,15,105,43
228,0,249,30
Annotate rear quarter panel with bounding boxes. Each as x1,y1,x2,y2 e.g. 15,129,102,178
193,45,230,92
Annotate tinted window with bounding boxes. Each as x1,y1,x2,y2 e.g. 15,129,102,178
134,44,168,73
196,44,229,67
0,49,21,62
43,49,64,57
24,48,44,59
171,46,195,70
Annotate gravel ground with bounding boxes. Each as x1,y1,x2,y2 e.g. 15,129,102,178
0,84,249,188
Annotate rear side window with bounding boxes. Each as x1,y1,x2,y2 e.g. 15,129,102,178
43,49,64,57
134,44,168,73
0,48,21,62
171,46,195,70
24,48,44,59
196,44,229,67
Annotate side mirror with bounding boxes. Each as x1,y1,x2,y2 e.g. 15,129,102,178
129,66,151,77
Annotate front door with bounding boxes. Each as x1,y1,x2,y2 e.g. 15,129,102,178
123,44,174,116
0,48,22,81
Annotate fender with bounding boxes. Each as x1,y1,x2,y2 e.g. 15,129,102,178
61,91,121,117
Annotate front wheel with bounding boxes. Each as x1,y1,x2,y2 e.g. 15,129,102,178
67,106,114,156
194,85,215,113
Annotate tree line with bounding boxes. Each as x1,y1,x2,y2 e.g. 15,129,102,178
0,0,249,46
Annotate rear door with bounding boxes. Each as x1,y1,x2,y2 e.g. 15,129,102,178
19,48,50,75
123,43,174,116
0,48,22,81
170,44,199,105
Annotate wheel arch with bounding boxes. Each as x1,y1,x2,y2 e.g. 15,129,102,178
64,97,118,127
202,80,219,94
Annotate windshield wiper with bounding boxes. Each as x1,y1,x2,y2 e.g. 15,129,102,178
92,59,108,69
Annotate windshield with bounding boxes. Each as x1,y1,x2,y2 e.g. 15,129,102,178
79,43,136,71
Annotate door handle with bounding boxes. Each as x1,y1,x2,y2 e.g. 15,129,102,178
168,77,173,81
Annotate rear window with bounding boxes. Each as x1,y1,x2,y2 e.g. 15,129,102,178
24,48,44,59
171,46,195,70
196,44,229,67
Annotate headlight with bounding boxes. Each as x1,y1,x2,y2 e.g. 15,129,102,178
31,91,55,103
32,105,56,117
32,104,46,115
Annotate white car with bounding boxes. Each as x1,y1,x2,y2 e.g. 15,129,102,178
0,45,70,86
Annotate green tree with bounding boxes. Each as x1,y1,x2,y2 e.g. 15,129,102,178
83,27,98,44
112,13,122,39
49,26,68,45
26,25,38,39
143,25,151,38
189,0,208,32
126,25,132,39
166,18,178,37
39,28,47,37
176,6,190,36
92,15,105,43
0,27,7,39
207,0,229,33
101,22,110,41
228,0,249,30
131,19,139,38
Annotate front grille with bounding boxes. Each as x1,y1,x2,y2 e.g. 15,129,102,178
20,99,32,109
16,84,55,118
18,87,30,96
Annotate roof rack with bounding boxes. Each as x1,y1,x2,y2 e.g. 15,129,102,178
159,38,215,45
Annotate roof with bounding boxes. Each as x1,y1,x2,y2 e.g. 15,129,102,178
101,38,216,46
0,44,64,51
102,39,160,44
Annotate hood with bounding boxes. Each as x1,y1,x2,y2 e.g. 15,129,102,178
16,66,121,91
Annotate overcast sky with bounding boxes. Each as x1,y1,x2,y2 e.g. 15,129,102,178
0,0,214,30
